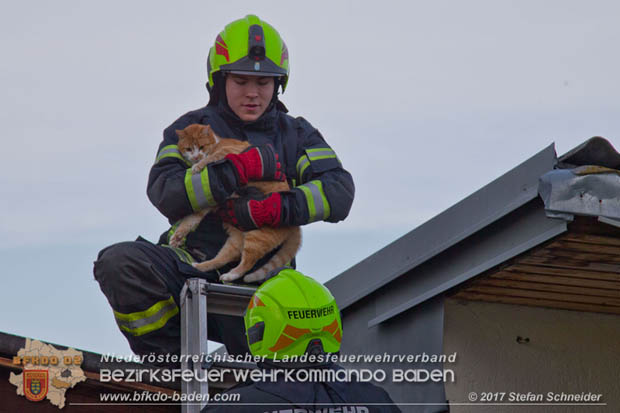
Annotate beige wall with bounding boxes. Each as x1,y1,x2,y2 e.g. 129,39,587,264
443,299,620,412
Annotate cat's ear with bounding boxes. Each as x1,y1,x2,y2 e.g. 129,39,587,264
175,129,185,139
202,125,212,136
203,124,220,143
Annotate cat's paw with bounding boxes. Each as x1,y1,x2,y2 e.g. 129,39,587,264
219,271,243,282
191,164,203,174
243,269,266,283
169,233,184,247
192,261,215,272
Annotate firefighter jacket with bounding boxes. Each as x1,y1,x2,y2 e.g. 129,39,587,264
147,100,355,266
202,363,401,413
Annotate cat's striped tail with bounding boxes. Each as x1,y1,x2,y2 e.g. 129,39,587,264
243,227,302,283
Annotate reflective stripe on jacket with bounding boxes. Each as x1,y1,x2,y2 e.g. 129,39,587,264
147,101,355,260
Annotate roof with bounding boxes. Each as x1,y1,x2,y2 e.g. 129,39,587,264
0,331,177,389
0,331,178,412
0,330,248,392
326,137,620,324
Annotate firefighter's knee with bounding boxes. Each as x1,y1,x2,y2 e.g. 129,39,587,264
93,241,144,288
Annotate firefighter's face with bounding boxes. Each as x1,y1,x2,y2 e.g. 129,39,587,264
225,74,274,122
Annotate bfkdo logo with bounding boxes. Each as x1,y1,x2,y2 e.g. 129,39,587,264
24,370,49,402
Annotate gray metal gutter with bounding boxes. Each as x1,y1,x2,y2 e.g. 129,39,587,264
367,200,568,327
327,143,558,311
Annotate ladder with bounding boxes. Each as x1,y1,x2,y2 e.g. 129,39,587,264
180,278,256,413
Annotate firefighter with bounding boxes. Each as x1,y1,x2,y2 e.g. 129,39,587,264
93,15,355,358
203,268,401,412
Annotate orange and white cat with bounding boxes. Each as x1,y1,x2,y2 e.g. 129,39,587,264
170,124,301,283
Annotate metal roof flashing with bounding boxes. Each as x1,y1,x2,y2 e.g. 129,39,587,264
557,136,620,170
540,137,620,222
327,143,559,311
328,137,620,326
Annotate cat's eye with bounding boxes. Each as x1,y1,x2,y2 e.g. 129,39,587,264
199,146,205,150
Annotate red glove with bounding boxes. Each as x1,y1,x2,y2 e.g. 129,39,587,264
218,192,282,231
225,145,285,185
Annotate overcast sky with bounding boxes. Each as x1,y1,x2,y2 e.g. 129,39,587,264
2,0,619,357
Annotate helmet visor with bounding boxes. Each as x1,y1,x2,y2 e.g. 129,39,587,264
221,55,287,77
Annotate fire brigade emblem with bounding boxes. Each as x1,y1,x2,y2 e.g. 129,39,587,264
10,339,86,408
24,370,49,402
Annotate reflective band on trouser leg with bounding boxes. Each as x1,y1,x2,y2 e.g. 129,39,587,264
155,145,190,165
184,168,217,212
297,180,331,223
114,296,179,337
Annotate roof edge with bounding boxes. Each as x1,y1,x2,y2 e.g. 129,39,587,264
327,143,558,310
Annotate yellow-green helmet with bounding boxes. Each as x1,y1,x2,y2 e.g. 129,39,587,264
207,15,290,92
244,269,342,359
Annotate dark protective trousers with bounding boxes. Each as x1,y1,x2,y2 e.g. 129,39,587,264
202,363,402,412
93,238,249,359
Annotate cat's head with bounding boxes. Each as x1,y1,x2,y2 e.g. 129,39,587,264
175,124,220,164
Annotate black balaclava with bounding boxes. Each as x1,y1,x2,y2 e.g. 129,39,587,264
207,73,287,117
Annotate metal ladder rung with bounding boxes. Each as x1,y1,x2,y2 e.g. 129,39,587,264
203,283,257,317
180,278,256,413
